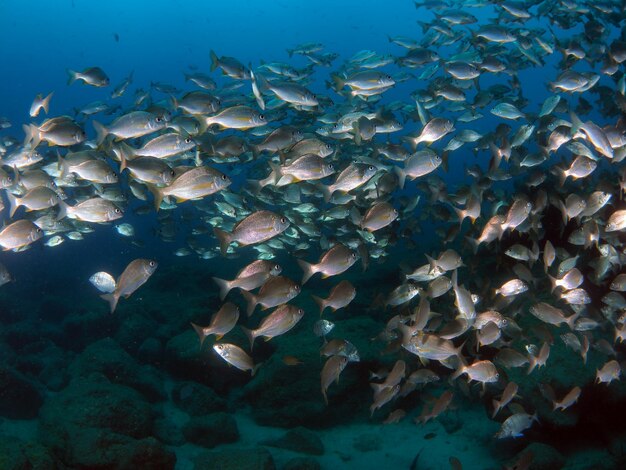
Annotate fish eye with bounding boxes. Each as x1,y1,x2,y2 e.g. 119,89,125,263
36,228,43,233
294,285,301,292
114,208,121,214
299,308,304,314
156,117,163,122
185,137,192,144
259,114,265,120
274,264,280,270
280,217,287,224
351,252,357,259
327,164,334,170
393,209,399,215
221,174,227,180
325,144,332,150
149,261,156,267
170,170,176,176
368,165,375,171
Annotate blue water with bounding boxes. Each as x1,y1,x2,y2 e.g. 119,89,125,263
2,0,626,469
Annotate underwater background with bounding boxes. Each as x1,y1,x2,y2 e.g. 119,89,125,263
2,0,626,469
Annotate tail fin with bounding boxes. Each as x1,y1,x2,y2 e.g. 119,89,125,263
425,254,437,274
491,399,501,419
464,236,479,255
66,69,78,85
56,200,69,221
320,184,333,203
212,276,232,300
6,192,19,218
312,295,327,316
569,110,583,136
100,293,119,313
297,259,317,284
241,326,256,351
23,124,41,149
58,155,70,180
209,50,219,72
451,365,465,381
213,227,233,256
93,121,108,146
330,74,345,91
190,322,208,347
240,290,258,317
566,312,580,330
548,274,558,293
268,161,283,185
394,166,407,190
441,150,449,173
41,91,53,115
146,184,164,211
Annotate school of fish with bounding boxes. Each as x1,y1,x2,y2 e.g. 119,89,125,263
2,0,626,444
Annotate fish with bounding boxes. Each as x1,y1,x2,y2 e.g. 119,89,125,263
552,386,581,411
67,67,110,87
213,343,260,375
240,276,301,316
212,260,282,300
0,220,43,251
312,280,356,315
99,259,158,313
191,302,240,345
149,166,231,210
242,304,304,350
93,111,166,145
321,355,349,404
492,382,519,418
298,244,357,284
214,210,290,255
495,412,538,439
29,92,53,117
59,197,123,223
89,272,116,294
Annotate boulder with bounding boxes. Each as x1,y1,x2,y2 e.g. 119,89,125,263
172,381,225,416
182,412,239,449
0,366,43,419
193,447,275,470
39,374,154,442
282,457,321,470
68,337,165,402
262,427,324,456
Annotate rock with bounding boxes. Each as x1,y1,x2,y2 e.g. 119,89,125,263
60,307,118,352
165,330,210,380
68,428,176,469
193,447,275,470
243,353,367,428
0,436,57,469
516,442,565,470
68,337,165,402
563,449,616,470
352,432,382,452
0,367,43,419
137,337,163,364
283,457,321,470
439,411,462,434
262,427,324,456
153,417,186,446
609,431,626,458
39,374,154,442
182,412,239,449
122,436,177,469
172,381,225,416
115,313,160,355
